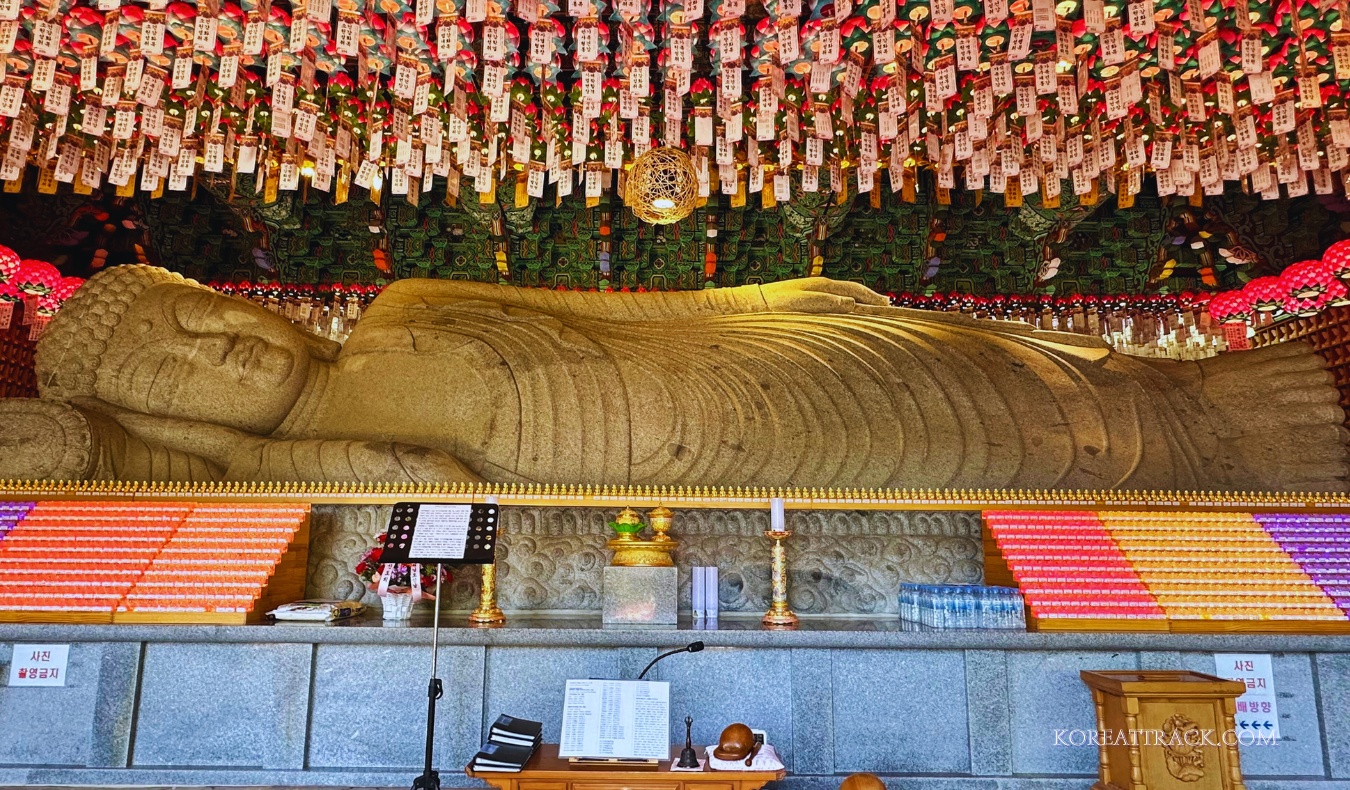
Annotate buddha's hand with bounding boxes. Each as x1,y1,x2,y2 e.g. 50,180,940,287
759,278,892,314
0,399,100,480
222,439,485,484
70,396,263,470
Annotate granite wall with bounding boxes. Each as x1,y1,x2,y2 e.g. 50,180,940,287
306,505,985,615
0,627,1347,790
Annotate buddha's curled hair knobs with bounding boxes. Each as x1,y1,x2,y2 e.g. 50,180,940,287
35,265,199,402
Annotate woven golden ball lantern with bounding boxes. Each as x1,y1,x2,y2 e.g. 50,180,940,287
625,147,699,225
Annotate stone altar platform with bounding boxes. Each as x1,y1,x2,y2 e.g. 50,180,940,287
305,505,985,616
0,617,1348,790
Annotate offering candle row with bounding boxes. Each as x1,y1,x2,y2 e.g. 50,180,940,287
0,502,31,540
984,511,1164,621
118,505,309,614
1257,514,1350,617
0,502,189,613
1102,512,1345,622
0,502,307,617
985,510,1350,626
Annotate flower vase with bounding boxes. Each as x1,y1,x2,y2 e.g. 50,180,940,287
380,591,417,620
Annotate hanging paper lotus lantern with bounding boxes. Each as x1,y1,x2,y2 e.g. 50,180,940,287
37,294,61,317
1284,279,1347,318
63,6,105,59
1332,279,1350,308
1278,259,1333,301
0,281,20,303
1324,239,1350,280
0,246,18,285
1206,290,1253,325
50,276,86,302
1242,276,1285,313
14,260,61,297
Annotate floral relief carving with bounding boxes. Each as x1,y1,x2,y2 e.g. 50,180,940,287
306,505,982,614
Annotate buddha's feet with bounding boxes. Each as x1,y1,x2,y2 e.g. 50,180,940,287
1193,341,1349,492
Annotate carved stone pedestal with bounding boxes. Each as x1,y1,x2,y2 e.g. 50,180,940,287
602,566,678,625
1080,670,1248,790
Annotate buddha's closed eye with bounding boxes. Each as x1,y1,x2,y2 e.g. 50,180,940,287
173,292,220,333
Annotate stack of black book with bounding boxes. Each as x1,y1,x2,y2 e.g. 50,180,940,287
471,715,544,773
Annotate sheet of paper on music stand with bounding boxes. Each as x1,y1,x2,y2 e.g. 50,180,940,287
408,504,472,560
558,679,670,760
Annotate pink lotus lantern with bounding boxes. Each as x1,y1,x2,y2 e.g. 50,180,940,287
39,276,86,316
1283,278,1346,317
14,259,61,297
0,280,20,302
1241,276,1285,312
0,245,18,285
1205,290,1253,324
1331,277,1350,307
1278,259,1333,301
1325,239,1350,279
50,276,85,301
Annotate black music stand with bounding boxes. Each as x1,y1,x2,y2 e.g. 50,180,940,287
380,502,500,790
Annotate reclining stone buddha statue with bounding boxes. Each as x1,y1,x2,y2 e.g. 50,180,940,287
1,264,1346,491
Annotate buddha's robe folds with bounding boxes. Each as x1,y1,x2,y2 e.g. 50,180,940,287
3,274,1344,490
278,279,1344,491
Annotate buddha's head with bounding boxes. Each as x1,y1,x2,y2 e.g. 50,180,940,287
36,265,340,434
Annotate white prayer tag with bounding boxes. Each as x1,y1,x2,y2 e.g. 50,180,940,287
1128,0,1154,34
244,18,264,54
44,81,70,115
32,20,60,59
173,54,193,89
193,14,218,51
338,17,360,56
31,59,55,92
1241,35,1263,74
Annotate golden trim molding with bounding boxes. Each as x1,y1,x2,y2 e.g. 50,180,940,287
0,480,1348,512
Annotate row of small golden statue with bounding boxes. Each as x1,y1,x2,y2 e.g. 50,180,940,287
468,502,799,628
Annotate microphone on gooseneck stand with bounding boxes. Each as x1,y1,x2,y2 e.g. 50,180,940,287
637,641,705,680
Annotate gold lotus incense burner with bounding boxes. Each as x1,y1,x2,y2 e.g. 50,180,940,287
606,506,679,567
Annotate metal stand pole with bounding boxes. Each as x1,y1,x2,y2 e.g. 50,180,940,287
411,563,445,790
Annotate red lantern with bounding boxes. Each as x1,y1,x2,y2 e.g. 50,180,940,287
1324,239,1350,279
0,245,18,285
1206,290,1253,324
1283,284,1340,318
1242,276,1284,312
1331,278,1350,307
48,276,86,306
1278,259,1332,301
14,259,61,297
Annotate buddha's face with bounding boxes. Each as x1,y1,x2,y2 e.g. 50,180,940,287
98,283,323,434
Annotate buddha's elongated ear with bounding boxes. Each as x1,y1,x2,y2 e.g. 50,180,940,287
301,333,342,361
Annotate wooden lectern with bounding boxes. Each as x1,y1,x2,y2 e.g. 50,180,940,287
467,744,785,790
1080,670,1249,790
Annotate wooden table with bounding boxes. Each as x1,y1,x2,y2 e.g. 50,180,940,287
467,744,786,790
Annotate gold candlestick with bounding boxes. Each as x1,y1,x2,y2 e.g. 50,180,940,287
762,528,798,628
470,499,506,627
469,561,506,626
